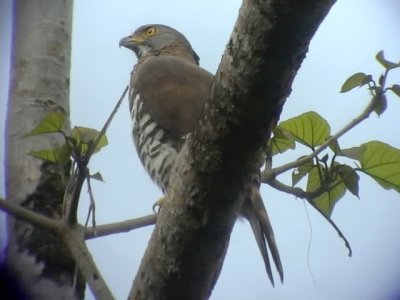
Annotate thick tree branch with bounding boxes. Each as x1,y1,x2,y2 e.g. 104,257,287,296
129,1,336,299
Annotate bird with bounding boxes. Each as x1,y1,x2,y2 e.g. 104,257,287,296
119,24,283,285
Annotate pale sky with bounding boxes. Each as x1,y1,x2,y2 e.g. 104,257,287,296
1,1,400,300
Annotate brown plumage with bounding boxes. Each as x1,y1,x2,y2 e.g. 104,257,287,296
132,56,212,140
120,24,283,285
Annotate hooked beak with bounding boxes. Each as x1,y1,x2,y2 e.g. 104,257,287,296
119,34,144,49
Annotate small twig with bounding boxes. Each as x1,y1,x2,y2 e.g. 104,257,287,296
267,178,341,200
307,200,352,257
265,179,352,256
64,86,129,226
85,214,157,240
62,168,77,217
264,93,380,180
64,163,87,225
84,85,129,165
84,205,93,229
85,175,97,230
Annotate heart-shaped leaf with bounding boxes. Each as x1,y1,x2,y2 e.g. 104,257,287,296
359,141,400,192
279,111,330,148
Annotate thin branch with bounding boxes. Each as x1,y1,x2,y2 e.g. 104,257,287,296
267,178,339,199
85,175,97,229
307,200,352,257
0,197,59,233
64,164,87,225
84,85,129,165
85,214,157,239
264,93,380,180
64,86,128,225
266,179,352,256
0,195,157,240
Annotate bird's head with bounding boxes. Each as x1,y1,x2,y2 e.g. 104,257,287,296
119,24,200,64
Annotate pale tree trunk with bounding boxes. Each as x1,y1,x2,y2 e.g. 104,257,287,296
5,0,85,299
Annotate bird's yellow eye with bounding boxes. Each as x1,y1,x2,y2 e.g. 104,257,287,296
146,27,156,37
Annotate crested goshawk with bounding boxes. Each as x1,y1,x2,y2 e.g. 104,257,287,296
119,24,283,285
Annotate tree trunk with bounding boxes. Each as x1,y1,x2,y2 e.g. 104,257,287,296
129,0,336,299
4,0,84,299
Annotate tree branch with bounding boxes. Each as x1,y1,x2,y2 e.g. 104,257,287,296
264,88,380,180
129,1,336,299
265,179,352,256
305,200,352,256
266,178,339,199
62,226,115,300
0,195,157,240
85,214,157,239
0,197,59,232
64,86,128,225
0,198,115,299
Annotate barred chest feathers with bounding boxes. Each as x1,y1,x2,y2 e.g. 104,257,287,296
129,91,178,193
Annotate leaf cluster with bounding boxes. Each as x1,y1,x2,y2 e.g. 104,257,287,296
27,112,108,166
266,50,400,218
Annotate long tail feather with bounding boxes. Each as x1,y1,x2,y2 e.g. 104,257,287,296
241,184,283,285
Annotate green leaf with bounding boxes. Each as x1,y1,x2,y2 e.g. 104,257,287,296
311,182,346,218
269,126,295,155
336,164,360,197
72,126,98,143
26,112,66,136
71,127,108,153
375,50,400,70
373,94,387,116
292,159,314,186
338,146,365,160
90,172,104,182
328,138,341,154
279,111,330,148
389,84,400,98
340,72,371,93
307,166,346,217
359,141,400,192
30,143,71,164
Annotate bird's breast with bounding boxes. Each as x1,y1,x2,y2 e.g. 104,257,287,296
130,93,178,192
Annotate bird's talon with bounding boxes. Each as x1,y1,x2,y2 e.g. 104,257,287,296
152,196,165,213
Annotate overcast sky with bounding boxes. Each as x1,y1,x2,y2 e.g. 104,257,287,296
1,1,400,300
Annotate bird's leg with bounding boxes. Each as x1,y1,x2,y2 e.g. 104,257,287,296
152,196,165,213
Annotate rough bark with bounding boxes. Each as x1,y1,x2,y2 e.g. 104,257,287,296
4,0,85,299
129,0,336,299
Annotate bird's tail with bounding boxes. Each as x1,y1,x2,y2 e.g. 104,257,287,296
241,184,283,286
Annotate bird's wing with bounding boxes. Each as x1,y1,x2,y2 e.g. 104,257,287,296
131,56,213,140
